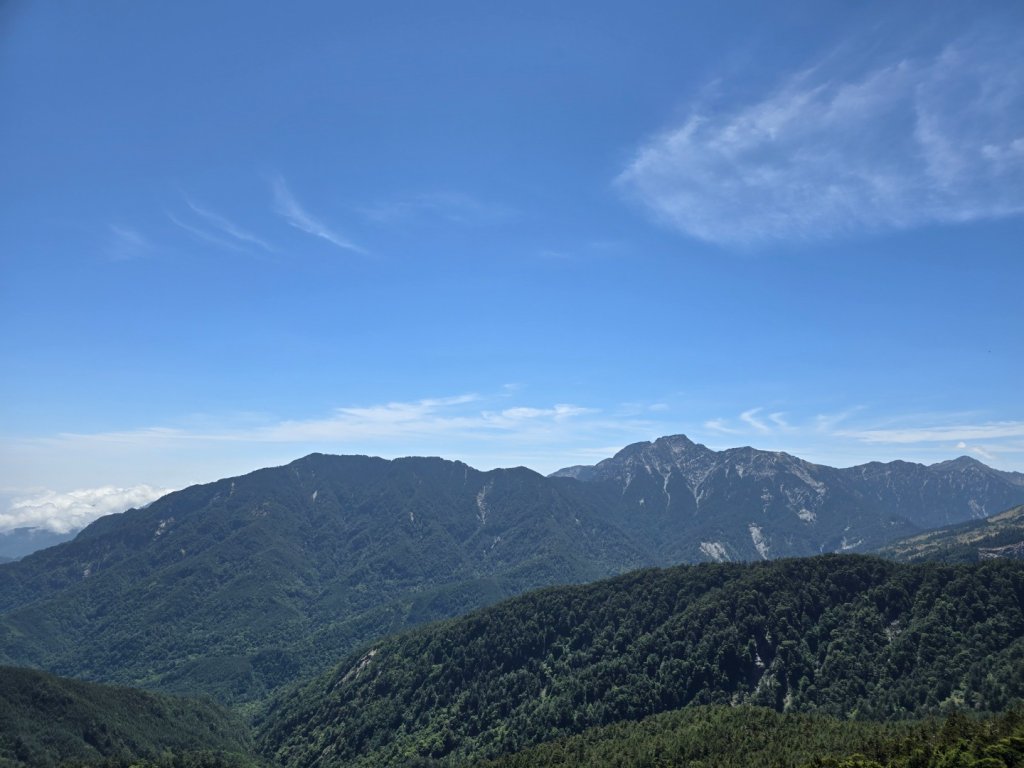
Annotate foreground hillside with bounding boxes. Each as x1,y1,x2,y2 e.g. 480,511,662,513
0,666,256,767
258,555,1024,767
478,706,1024,768
878,505,1024,563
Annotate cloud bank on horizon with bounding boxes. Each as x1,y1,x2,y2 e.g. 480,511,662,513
6,397,1023,535
4,391,1023,536
1,485,175,535
618,25,1024,245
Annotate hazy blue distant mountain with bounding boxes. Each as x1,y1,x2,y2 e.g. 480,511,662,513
0,527,76,561
552,435,1024,563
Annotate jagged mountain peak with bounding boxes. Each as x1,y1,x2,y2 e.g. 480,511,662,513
551,434,1024,563
929,455,988,471
606,434,702,460
553,435,802,482
549,435,717,485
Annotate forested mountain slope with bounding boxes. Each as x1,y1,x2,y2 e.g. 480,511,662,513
877,504,1024,563
257,555,1024,767
0,666,255,767
0,454,638,703
2,441,1021,706
476,706,1024,768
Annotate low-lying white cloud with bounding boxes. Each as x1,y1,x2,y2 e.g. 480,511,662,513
2,485,175,534
617,25,1024,245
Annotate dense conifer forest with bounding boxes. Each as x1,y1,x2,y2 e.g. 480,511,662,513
257,555,1024,766
0,667,255,767
3,552,1024,766
477,707,1024,768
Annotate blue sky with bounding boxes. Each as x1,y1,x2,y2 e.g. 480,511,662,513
2,1,1023,532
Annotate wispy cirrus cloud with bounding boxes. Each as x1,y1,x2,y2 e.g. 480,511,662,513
272,177,365,253
958,441,997,462
740,408,772,433
107,225,152,260
168,197,274,254
185,198,273,251
702,407,1024,470
2,485,174,534
617,24,1024,245
1,394,666,491
703,418,741,435
838,421,1024,445
357,191,514,226
46,396,604,447
167,211,245,252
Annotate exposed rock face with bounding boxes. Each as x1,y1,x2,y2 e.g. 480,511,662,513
552,435,1024,562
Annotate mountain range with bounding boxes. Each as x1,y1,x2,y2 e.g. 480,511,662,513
1,436,1022,705
552,434,1024,561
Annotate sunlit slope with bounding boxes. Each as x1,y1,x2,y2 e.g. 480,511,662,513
0,453,640,703
878,504,1024,563
257,555,1024,767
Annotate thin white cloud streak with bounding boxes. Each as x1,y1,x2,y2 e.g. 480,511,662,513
3,395,668,488
839,421,1024,444
185,199,273,251
704,419,742,435
107,225,151,260
357,191,514,226
167,212,244,251
701,407,1024,470
617,25,1024,245
272,177,365,253
42,397,608,448
10,398,1023,494
2,485,174,534
958,441,997,462
740,408,771,433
